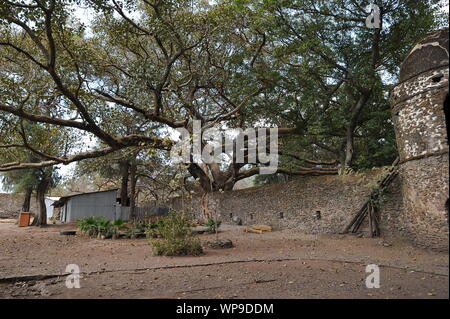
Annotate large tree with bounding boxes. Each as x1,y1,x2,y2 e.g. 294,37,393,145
240,0,446,171
0,120,62,225
0,0,447,194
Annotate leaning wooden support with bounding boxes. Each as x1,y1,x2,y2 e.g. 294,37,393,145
368,203,373,236
342,201,368,234
372,205,380,237
341,158,399,236
352,207,368,233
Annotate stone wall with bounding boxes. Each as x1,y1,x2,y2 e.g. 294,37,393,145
390,68,449,161
0,193,37,219
165,169,404,235
161,166,448,251
389,82,449,251
389,35,449,251
393,154,449,251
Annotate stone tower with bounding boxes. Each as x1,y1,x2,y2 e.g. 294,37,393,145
390,28,449,251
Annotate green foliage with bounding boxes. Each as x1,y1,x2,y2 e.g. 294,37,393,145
96,217,112,237
1,133,61,196
154,218,167,230
154,211,192,239
0,0,447,194
1,167,39,194
241,0,444,171
152,236,203,256
111,219,128,237
367,167,393,207
77,216,128,238
206,218,221,233
77,216,99,237
150,210,203,256
77,216,99,236
132,220,152,231
129,219,155,238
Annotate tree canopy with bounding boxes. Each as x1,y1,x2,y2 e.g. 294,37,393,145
0,0,447,194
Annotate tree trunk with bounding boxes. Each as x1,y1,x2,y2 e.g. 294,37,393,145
22,187,32,212
119,160,130,206
188,163,214,193
343,125,355,168
342,93,371,170
37,183,47,226
31,179,49,227
129,162,137,219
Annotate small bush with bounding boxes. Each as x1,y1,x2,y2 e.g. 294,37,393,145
150,210,203,256
206,218,221,233
132,220,152,231
156,211,190,238
152,237,203,256
111,219,128,239
77,216,98,236
124,219,155,238
77,216,127,239
95,217,113,238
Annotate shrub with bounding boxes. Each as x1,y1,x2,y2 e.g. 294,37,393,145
132,220,151,231
156,211,190,238
77,216,100,237
150,210,203,256
152,237,203,256
126,228,139,239
206,218,221,233
77,216,122,238
95,217,113,238
111,219,128,239
124,219,154,238
154,218,166,230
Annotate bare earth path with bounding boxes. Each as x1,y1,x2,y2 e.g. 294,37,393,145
0,221,448,299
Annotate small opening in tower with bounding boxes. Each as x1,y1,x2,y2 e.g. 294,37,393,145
315,211,321,220
229,213,233,219
279,212,284,219
432,75,444,83
250,213,254,220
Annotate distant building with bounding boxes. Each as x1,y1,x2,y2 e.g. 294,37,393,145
52,188,169,222
53,189,122,222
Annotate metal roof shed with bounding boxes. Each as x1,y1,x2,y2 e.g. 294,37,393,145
53,189,120,222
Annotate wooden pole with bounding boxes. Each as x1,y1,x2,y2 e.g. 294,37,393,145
342,201,368,233
341,157,399,235
353,204,369,233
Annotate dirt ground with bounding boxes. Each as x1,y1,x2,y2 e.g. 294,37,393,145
0,220,448,299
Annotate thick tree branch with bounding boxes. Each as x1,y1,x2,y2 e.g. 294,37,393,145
236,166,338,181
0,102,89,130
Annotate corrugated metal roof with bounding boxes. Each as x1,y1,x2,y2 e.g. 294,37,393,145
52,189,118,207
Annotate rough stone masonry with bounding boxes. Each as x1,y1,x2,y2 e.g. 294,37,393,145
390,28,449,251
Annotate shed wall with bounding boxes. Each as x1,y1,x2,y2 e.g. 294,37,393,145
63,190,117,222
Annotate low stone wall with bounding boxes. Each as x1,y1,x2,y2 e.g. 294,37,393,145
167,169,399,235
162,168,449,251
0,193,37,219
